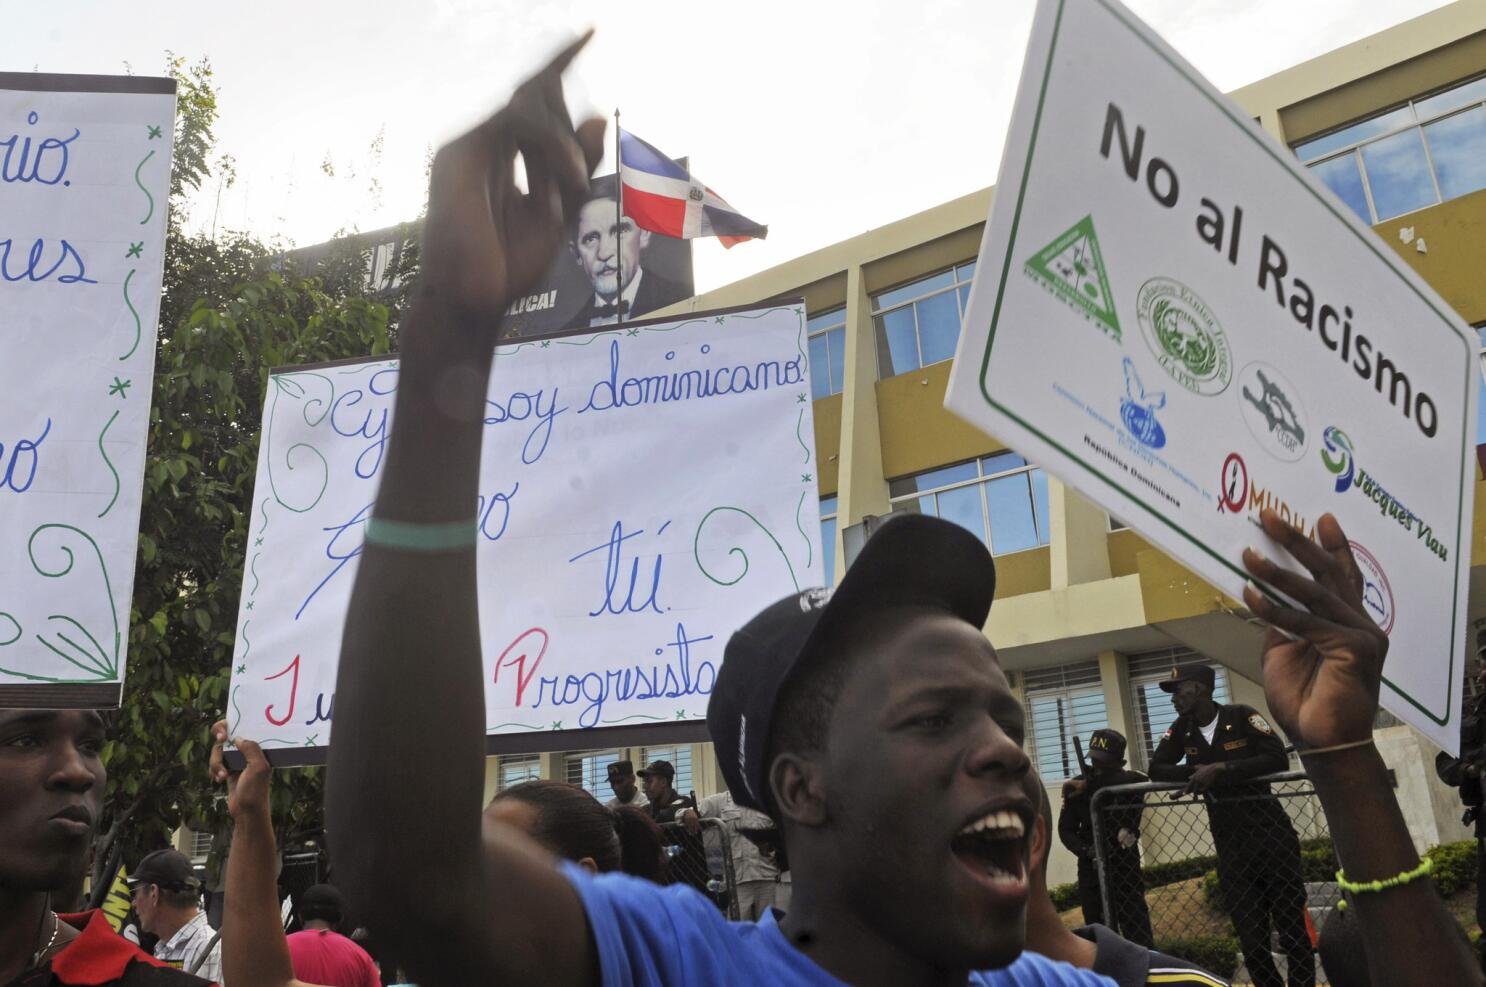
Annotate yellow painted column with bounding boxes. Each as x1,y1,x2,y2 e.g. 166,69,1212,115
1048,481,1113,590
1097,649,1134,744
834,265,890,580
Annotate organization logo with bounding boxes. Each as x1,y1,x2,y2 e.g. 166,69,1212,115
1238,361,1309,462
1316,425,1446,563
1350,541,1395,635
1023,215,1121,341
1320,426,1355,492
1216,451,1316,537
1136,277,1232,396
1119,357,1166,449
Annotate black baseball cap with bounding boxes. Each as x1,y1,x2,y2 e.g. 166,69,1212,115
128,849,201,893
1087,728,1127,764
637,760,674,779
707,514,996,814
607,759,636,781
1157,664,1216,694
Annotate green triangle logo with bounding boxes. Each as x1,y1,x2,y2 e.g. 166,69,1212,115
1023,215,1120,340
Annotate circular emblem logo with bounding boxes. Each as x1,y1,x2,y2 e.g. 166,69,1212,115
1350,541,1395,635
1237,361,1310,462
1136,277,1232,396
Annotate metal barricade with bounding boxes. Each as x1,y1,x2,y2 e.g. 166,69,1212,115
1089,772,1338,986
659,817,739,920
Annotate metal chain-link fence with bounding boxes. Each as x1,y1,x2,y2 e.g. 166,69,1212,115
659,818,739,919
1090,772,1339,987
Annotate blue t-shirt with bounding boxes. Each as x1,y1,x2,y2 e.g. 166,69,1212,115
561,863,1115,986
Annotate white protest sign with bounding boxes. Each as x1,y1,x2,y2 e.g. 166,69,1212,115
0,74,176,708
227,304,822,758
945,0,1476,754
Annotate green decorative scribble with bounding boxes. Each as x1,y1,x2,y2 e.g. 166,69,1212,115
0,525,120,683
600,714,666,724
119,269,142,361
264,375,334,513
96,410,121,518
239,620,252,662
693,506,800,593
487,721,547,732
134,150,156,225
793,489,812,570
227,685,294,746
248,554,261,595
794,409,810,463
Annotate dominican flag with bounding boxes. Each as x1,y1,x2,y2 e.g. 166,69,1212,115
618,129,767,248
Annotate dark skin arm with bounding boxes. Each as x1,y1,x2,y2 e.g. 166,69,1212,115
209,722,316,987
1242,507,1482,986
1055,788,1090,857
324,36,608,987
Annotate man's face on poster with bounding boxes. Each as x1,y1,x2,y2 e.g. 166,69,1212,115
572,197,650,300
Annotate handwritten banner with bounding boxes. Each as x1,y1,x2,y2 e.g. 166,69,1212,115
0,74,176,708
227,304,822,758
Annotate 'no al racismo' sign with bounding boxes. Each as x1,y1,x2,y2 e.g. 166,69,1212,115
945,0,1477,754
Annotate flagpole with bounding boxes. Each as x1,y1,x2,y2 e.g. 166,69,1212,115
614,107,623,326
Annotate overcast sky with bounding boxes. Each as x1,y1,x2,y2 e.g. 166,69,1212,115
3,0,1455,293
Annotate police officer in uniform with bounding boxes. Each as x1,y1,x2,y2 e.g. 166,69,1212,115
1057,728,1153,947
1148,665,1313,987
1435,662,1486,960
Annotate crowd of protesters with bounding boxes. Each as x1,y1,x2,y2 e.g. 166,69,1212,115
3,34,1485,987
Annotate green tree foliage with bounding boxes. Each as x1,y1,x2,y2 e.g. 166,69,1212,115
90,56,399,893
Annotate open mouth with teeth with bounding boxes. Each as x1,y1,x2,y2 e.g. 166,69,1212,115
950,809,1029,891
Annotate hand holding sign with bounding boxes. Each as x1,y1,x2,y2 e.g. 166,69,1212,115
1241,508,1387,750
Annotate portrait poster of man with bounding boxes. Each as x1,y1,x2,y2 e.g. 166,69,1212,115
499,170,696,338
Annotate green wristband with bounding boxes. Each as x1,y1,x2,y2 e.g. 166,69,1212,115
364,516,479,552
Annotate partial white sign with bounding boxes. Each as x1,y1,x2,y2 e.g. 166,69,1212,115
946,0,1476,754
0,74,176,708
227,304,822,758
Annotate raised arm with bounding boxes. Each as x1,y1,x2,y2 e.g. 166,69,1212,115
1242,507,1482,986
1145,723,1190,782
324,36,608,986
210,723,314,987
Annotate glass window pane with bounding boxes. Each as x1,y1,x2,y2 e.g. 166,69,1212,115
981,451,1028,474
820,516,837,585
1294,105,1413,161
808,333,832,398
958,284,972,315
956,260,977,283
808,308,845,333
875,308,920,376
1360,129,1438,220
819,494,838,517
1308,153,1372,223
1415,75,1486,121
873,270,955,311
1424,106,1486,201
1031,468,1051,545
915,290,962,366
934,484,988,546
985,473,1038,555
891,461,978,497
827,327,846,395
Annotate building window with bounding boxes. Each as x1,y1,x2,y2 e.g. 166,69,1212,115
565,749,624,799
889,451,1050,556
871,261,976,376
1295,73,1486,223
640,745,694,795
1127,648,1231,767
819,494,838,584
497,753,542,792
187,829,214,865
807,308,847,398
1022,661,1109,782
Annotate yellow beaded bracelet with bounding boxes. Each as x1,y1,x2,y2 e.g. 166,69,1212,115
1334,857,1433,910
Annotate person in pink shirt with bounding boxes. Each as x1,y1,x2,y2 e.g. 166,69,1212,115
284,885,382,987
